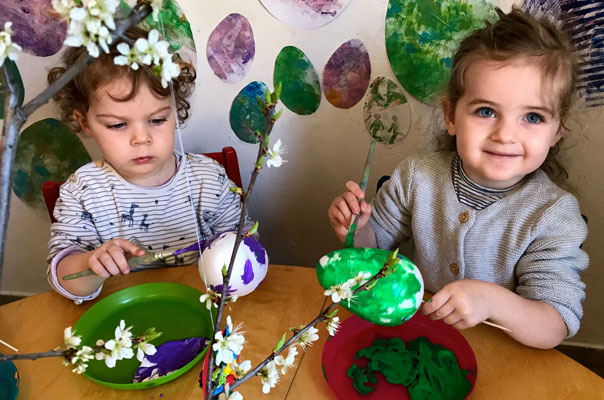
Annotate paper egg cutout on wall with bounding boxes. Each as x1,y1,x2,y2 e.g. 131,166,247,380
316,247,424,326
229,81,271,144
259,0,354,30
207,13,255,83
363,77,411,145
323,39,371,109
385,0,497,103
199,232,268,297
0,0,66,57
12,118,91,210
274,46,321,115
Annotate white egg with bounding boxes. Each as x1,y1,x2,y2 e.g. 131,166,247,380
198,232,268,297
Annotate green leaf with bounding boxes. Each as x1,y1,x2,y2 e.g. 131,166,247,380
326,309,339,318
257,97,266,113
265,89,272,106
273,108,283,121
274,333,286,352
247,221,259,236
256,155,265,169
222,264,228,276
274,82,282,100
141,327,162,342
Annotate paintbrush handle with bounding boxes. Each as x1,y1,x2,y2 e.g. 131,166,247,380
61,253,158,281
345,140,376,248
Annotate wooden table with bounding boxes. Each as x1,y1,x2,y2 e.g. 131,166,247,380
1,265,603,399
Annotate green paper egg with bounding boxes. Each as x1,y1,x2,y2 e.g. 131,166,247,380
316,248,424,326
273,46,321,115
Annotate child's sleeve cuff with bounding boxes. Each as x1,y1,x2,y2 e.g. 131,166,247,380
47,246,103,305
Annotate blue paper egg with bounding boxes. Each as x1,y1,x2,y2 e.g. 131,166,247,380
198,232,268,297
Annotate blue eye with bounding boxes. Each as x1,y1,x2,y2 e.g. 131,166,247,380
477,107,495,118
525,113,544,124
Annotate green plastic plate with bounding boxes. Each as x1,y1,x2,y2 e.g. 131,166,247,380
73,282,215,390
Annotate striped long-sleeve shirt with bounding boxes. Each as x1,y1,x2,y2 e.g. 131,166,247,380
47,153,249,302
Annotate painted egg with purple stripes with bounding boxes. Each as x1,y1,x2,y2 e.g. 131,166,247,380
198,232,268,297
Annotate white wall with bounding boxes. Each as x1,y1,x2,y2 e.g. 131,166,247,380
2,0,602,345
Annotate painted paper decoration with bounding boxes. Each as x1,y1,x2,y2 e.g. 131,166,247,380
207,13,255,83
273,46,321,115
12,118,91,209
363,77,411,145
323,39,371,109
0,60,24,120
126,0,196,53
523,0,604,107
385,0,497,103
0,0,67,57
198,232,269,297
260,0,353,30
316,247,424,326
229,81,270,144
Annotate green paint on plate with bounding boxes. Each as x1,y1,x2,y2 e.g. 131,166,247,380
385,0,497,103
274,46,321,115
316,248,424,326
0,59,24,120
12,118,90,209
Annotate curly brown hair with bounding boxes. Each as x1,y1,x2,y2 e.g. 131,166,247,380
440,7,579,186
48,25,196,132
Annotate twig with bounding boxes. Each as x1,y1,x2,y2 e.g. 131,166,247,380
205,97,277,398
0,350,64,361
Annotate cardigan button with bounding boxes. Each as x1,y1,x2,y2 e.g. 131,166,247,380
95,160,104,168
449,263,460,274
459,212,469,223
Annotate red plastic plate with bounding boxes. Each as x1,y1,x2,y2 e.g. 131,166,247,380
322,313,477,399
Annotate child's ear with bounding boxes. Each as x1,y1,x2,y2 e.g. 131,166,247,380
72,109,92,137
442,100,456,136
551,126,563,147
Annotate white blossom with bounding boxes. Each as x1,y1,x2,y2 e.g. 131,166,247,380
326,317,340,337
102,320,135,368
0,22,22,67
70,346,94,374
150,0,164,22
135,341,157,362
52,0,119,58
266,139,288,168
274,345,298,374
219,390,243,400
350,271,372,288
324,282,354,306
212,317,245,366
259,361,279,393
230,359,252,378
63,326,82,348
295,326,319,350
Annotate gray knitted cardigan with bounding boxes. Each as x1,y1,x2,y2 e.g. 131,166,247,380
369,151,589,337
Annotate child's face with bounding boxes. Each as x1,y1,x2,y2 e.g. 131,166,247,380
74,77,176,186
443,59,562,189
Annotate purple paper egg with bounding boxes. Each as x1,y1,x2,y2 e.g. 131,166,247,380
0,0,66,57
323,39,371,109
207,13,255,83
198,232,268,297
260,0,353,30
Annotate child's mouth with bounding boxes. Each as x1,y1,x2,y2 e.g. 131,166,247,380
134,157,153,164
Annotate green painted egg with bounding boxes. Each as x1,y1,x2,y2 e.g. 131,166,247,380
316,247,424,326
273,46,321,115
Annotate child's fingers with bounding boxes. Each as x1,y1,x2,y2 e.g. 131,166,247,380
345,181,365,199
107,245,131,274
420,289,451,316
88,257,110,278
115,239,145,257
97,252,121,276
341,191,361,214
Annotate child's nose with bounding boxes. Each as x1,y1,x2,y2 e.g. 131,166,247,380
490,118,517,143
130,125,152,146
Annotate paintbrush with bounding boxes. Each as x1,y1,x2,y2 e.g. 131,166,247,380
62,241,204,281
421,298,512,332
344,139,377,248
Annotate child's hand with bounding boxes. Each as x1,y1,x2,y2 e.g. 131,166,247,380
328,181,372,243
87,239,145,278
420,280,494,329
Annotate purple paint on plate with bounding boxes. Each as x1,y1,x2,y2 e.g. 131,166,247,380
241,259,254,284
207,13,255,83
323,39,371,109
0,0,66,57
133,337,207,382
243,236,267,264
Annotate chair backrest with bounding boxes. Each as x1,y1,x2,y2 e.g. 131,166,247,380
42,146,243,223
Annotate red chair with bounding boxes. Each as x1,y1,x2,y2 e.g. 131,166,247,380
42,146,243,223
